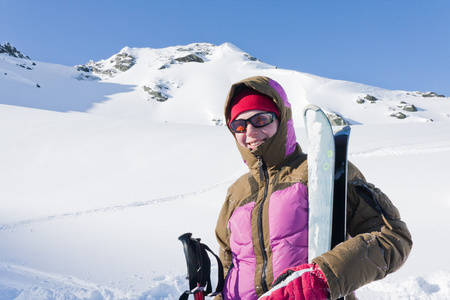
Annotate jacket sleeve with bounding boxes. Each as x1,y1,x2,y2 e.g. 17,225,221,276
313,162,413,300
215,184,238,278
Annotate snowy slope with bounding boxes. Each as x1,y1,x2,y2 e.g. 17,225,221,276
1,43,450,299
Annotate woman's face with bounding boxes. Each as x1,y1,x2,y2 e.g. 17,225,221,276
234,110,279,150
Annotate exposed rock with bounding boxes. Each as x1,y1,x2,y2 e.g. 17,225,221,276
76,65,91,73
0,42,30,59
174,54,204,63
77,61,114,77
110,53,136,71
176,43,216,57
73,73,100,81
364,94,378,102
76,52,136,78
326,112,350,126
16,63,33,70
212,118,224,126
390,112,406,119
357,94,378,104
417,91,445,98
143,86,169,102
397,101,418,112
402,104,417,112
244,53,260,62
91,63,115,77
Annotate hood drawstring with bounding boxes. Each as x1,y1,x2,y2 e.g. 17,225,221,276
257,156,264,182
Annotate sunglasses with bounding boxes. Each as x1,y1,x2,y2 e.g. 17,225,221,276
229,112,277,133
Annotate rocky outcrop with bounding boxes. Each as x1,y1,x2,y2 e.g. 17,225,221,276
390,112,406,119
399,102,417,112
416,91,445,98
326,112,350,126
143,86,169,102
111,53,136,71
174,54,204,63
0,42,30,59
76,52,136,78
357,94,379,104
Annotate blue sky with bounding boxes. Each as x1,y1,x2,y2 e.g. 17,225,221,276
1,0,449,96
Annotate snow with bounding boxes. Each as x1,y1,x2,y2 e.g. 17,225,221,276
1,42,450,299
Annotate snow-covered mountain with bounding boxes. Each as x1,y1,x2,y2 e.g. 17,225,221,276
1,42,448,125
1,42,450,299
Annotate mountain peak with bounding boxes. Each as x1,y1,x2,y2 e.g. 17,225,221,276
76,43,219,79
0,42,30,59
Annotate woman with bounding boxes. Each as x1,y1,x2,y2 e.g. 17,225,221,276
215,76,412,300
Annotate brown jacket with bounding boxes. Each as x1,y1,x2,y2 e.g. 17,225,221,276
216,76,412,299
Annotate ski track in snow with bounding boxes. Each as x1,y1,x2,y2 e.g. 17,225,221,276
0,181,231,232
0,262,187,300
350,140,450,158
0,263,118,298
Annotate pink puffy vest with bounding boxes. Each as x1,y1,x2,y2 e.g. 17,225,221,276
223,181,309,299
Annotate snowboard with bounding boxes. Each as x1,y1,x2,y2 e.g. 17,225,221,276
303,104,351,259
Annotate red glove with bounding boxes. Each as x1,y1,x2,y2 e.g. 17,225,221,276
259,263,330,300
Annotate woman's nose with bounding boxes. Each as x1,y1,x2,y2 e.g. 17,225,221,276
246,123,259,136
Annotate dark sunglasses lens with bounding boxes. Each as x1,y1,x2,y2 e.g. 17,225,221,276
250,113,273,127
230,120,246,133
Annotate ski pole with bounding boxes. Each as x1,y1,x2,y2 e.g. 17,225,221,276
193,288,205,300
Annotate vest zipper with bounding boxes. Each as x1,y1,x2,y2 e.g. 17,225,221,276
256,155,270,293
